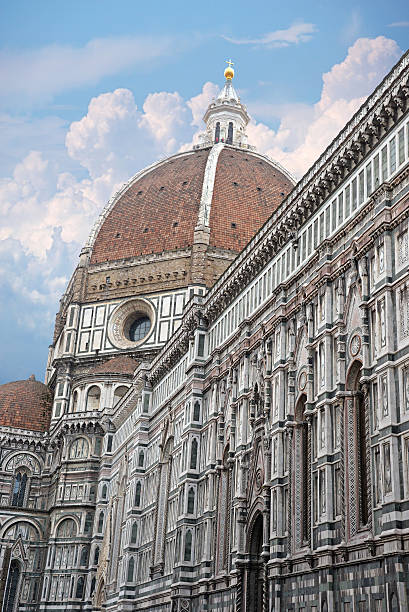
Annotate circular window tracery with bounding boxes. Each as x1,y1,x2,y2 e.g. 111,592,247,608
107,298,155,349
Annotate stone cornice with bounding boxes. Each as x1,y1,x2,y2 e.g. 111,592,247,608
0,429,48,450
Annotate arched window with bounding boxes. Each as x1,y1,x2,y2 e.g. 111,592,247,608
390,592,399,612
193,401,200,422
113,385,128,407
31,579,39,601
56,519,77,538
138,450,144,467
12,471,28,507
295,394,310,546
4,522,38,542
93,546,100,565
90,577,96,595
86,386,100,411
84,512,93,534
127,557,135,582
184,530,192,562
97,512,104,533
80,547,88,567
75,576,84,599
216,446,232,572
135,482,141,507
247,514,263,612
346,361,369,529
227,121,233,144
190,439,198,470
72,390,78,412
4,560,21,612
214,122,220,143
187,487,195,514
130,522,138,544
101,484,107,499
69,438,89,459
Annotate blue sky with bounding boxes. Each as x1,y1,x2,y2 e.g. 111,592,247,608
0,1,408,383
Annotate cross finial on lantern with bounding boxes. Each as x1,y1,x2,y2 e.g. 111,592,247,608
224,60,235,80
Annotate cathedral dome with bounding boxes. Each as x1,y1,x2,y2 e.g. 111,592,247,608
88,146,294,266
0,376,52,432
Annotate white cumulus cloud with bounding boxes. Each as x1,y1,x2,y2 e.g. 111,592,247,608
247,36,402,177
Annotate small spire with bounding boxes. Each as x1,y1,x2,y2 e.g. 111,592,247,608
224,59,234,81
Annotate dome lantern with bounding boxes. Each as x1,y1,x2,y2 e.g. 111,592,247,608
200,62,252,149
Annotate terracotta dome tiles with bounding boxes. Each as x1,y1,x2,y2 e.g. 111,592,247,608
0,378,52,433
209,148,293,249
90,150,210,264
89,146,294,266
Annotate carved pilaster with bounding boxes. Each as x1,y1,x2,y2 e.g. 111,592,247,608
286,426,293,554
339,400,346,543
306,415,312,546
363,383,373,533
263,561,268,612
235,565,243,612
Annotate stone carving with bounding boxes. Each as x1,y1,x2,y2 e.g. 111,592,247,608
398,230,408,266
381,375,388,417
383,443,392,494
108,297,155,350
350,334,361,357
379,300,386,347
4,453,40,474
378,243,385,274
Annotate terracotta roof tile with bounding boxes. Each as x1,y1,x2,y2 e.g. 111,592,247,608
90,150,209,264
90,147,294,265
0,378,52,432
90,356,139,375
209,148,293,249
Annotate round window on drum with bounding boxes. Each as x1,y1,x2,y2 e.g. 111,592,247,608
128,316,151,342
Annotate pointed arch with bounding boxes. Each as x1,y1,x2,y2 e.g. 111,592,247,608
127,556,135,582
131,521,138,544
184,529,192,562
189,438,198,470
135,481,141,507
246,511,263,612
214,122,220,143
4,559,23,612
97,511,104,533
215,445,232,573
11,470,28,507
294,393,310,548
345,359,369,531
187,487,195,514
227,121,233,144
